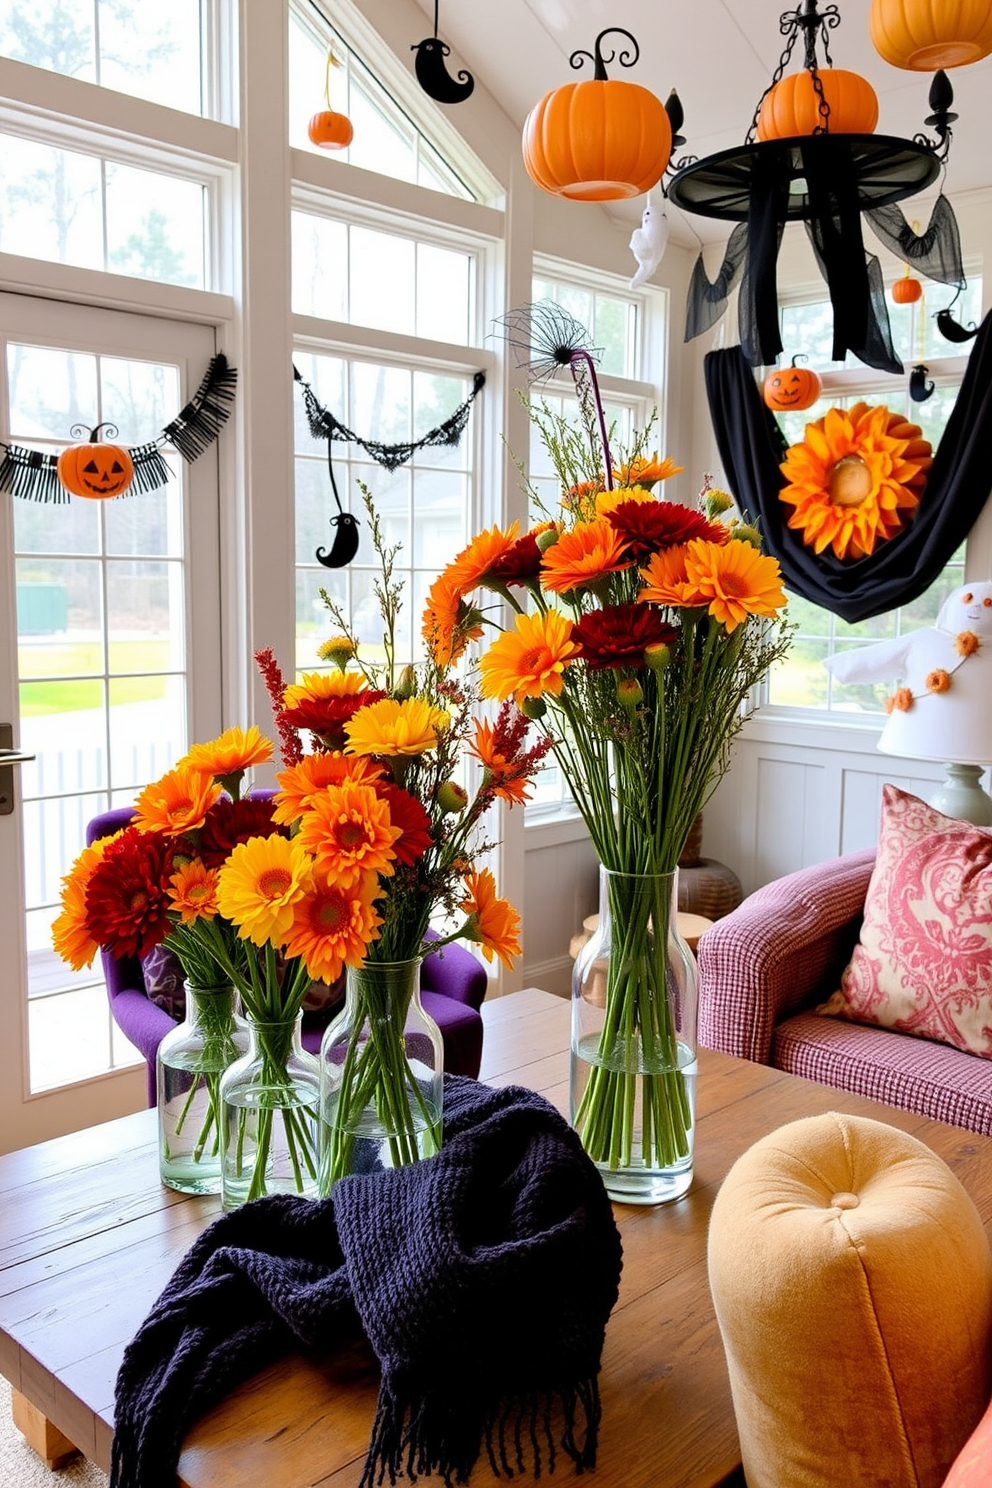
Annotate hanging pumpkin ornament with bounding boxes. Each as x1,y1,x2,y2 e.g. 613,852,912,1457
763,355,822,413
892,272,923,303
756,67,879,139
412,0,474,105
307,46,353,150
522,28,671,201
869,0,992,70
57,423,135,500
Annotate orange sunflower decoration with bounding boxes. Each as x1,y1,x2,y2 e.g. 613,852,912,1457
778,403,932,561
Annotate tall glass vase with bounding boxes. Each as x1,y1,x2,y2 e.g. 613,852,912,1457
219,1012,321,1208
156,982,248,1194
318,956,443,1192
571,866,698,1206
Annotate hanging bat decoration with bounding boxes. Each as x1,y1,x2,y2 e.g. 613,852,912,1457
412,0,474,104
0,353,237,503
936,306,979,343
909,364,935,402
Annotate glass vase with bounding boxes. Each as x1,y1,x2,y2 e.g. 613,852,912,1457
219,1012,321,1209
156,982,248,1195
571,866,698,1206
318,956,443,1191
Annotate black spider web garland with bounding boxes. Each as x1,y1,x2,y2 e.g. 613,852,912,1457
0,353,238,503
293,365,485,472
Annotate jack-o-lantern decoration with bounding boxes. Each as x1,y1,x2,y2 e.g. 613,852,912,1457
522,28,672,201
892,273,923,303
756,68,879,140
870,0,992,70
57,423,134,500
307,46,353,151
763,356,823,413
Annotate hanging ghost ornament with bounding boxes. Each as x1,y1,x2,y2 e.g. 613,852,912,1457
909,363,935,402
628,195,669,289
314,449,360,569
412,0,474,105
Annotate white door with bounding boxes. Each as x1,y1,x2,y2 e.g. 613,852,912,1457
0,295,223,1150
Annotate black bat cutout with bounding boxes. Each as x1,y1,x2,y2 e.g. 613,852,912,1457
316,512,360,568
909,364,935,402
936,307,979,344
411,36,474,104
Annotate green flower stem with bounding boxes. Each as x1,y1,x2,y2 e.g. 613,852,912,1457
240,1017,318,1204
167,985,241,1167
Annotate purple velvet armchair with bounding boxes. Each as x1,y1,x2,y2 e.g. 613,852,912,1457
87,805,489,1105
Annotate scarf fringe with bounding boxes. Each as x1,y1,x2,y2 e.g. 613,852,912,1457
360,1377,603,1487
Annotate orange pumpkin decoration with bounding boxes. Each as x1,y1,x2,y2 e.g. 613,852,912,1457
522,29,671,201
57,423,134,500
892,274,923,303
307,110,354,150
870,0,992,70
756,68,879,140
763,356,823,413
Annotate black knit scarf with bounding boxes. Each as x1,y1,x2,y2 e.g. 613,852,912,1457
109,1076,624,1488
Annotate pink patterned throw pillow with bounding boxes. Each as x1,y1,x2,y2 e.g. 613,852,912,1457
820,784,992,1058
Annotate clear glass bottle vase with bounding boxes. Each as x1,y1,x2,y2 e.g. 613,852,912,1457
318,956,443,1192
156,982,248,1195
571,866,699,1206
219,1012,321,1209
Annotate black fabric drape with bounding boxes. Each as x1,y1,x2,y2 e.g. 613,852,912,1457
703,311,992,622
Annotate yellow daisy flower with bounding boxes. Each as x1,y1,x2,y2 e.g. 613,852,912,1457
479,608,580,705
282,670,367,708
345,697,449,758
215,834,312,947
683,538,787,633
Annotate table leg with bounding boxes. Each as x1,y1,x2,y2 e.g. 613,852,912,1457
11,1388,81,1470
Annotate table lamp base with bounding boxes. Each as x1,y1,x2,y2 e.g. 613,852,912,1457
930,763,992,827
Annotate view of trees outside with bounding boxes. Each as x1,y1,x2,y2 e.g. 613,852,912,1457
765,284,982,713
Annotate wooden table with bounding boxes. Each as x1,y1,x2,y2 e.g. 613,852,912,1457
3,987,992,1488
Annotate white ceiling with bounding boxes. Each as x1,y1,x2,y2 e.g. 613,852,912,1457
411,0,992,244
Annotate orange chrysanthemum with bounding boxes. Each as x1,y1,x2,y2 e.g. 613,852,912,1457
179,725,272,779
460,868,521,971
682,538,787,633
422,571,485,667
446,523,521,594
479,608,580,705
283,870,382,984
168,859,220,924
540,519,631,595
778,403,932,560
296,779,401,889
612,454,684,489
51,838,112,971
283,670,367,709
345,697,449,758
132,766,223,836
215,834,312,947
272,751,382,825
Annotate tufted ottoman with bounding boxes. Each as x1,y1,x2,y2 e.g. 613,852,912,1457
707,1112,992,1488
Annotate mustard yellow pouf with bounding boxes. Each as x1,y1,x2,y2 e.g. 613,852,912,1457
707,1112,992,1488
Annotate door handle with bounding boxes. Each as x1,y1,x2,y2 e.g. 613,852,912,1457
0,724,35,816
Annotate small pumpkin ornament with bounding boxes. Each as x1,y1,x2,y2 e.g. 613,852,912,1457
869,0,992,70
522,27,672,201
756,68,879,140
892,273,923,303
57,423,134,499
307,46,353,151
763,355,823,413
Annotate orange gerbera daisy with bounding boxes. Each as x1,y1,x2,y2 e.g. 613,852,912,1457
168,859,220,924
272,751,382,825
479,608,580,705
179,725,272,779
460,868,521,971
215,834,312,947
296,779,401,889
422,571,485,667
683,538,787,633
345,697,449,758
132,765,223,836
540,519,631,595
612,454,684,489
283,869,382,984
638,545,700,606
778,403,932,560
446,522,522,594
51,838,112,970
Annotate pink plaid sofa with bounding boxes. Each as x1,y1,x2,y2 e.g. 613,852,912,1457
696,848,992,1137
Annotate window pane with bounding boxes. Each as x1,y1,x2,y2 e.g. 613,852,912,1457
292,213,348,320
350,226,415,334
106,164,204,288
0,134,102,269
417,243,470,343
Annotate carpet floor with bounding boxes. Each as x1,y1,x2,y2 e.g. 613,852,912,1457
0,1376,108,1487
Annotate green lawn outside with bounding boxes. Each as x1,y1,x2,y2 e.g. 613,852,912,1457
18,640,174,715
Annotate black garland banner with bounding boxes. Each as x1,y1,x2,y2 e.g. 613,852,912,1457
0,354,237,503
293,366,485,472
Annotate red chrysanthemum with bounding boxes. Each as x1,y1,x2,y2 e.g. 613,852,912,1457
85,827,174,959
376,783,434,865
195,796,283,869
572,603,680,670
605,500,729,560
488,526,555,587
280,689,386,747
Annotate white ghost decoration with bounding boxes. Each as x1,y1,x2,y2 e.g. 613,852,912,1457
824,582,992,764
628,194,669,290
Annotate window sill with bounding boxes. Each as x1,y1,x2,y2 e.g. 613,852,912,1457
524,809,590,850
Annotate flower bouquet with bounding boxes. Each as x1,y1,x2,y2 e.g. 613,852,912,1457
431,302,794,1202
